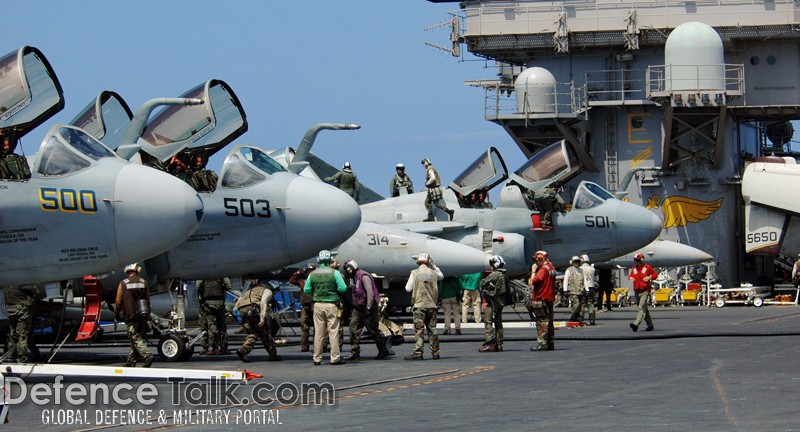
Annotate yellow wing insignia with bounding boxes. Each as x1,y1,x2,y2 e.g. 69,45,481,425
660,196,723,228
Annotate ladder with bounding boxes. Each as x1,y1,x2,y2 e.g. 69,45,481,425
605,110,618,193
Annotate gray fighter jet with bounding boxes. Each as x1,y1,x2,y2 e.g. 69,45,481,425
0,47,204,287
360,142,664,277
741,155,800,256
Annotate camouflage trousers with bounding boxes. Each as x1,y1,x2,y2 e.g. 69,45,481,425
568,293,586,322
300,301,314,350
483,297,504,344
529,300,554,349
424,189,448,215
125,319,152,364
200,304,227,351
583,289,597,323
412,307,439,355
8,309,33,363
349,307,387,355
240,311,277,357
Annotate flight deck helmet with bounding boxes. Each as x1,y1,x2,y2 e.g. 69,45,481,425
416,252,430,265
421,158,431,167
318,250,332,264
489,255,505,269
633,252,645,262
124,263,141,274
343,162,351,169
396,163,405,171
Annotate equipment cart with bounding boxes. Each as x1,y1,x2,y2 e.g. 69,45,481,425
708,284,771,308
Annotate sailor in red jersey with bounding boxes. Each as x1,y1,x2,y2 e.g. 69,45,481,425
628,252,657,332
528,250,557,351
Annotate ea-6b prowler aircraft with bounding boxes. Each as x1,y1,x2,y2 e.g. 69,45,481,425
741,155,800,256
359,141,664,277
0,46,204,287
266,125,491,281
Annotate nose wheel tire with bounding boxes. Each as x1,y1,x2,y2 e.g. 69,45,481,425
714,297,726,308
158,334,186,362
753,297,764,307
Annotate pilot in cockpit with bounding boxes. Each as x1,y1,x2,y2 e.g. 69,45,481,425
189,153,218,192
0,129,31,180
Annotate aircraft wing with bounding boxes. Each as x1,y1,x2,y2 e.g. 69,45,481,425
391,221,478,236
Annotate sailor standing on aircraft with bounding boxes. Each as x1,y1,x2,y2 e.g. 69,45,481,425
529,251,557,351
390,163,414,197
479,255,508,353
343,260,389,361
404,252,443,360
580,254,597,325
197,278,232,355
421,158,455,221
3,285,38,363
0,130,31,180
113,263,155,368
304,250,348,366
629,252,657,332
564,256,586,324
325,162,360,200
235,279,281,362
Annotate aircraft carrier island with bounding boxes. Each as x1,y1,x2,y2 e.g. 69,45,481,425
428,0,800,288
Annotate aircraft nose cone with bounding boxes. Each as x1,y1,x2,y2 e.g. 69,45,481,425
283,177,361,262
114,164,204,264
614,201,663,255
422,237,490,275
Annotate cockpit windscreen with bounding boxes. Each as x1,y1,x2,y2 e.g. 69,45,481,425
572,182,614,209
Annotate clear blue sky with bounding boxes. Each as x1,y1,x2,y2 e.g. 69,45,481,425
5,0,529,196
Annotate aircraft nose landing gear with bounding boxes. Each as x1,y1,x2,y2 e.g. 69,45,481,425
157,281,204,362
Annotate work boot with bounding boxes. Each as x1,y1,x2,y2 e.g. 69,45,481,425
268,354,282,362
375,350,389,360
330,359,346,366
455,329,462,335
345,353,361,361
423,214,435,222
404,353,423,361
300,345,310,352
645,325,655,332
237,349,251,363
432,353,441,360
630,323,639,332
443,329,451,335
200,348,209,355
220,348,231,355
124,360,136,367
143,355,154,368
478,343,498,353
496,343,503,352
206,349,219,356
446,209,455,221
530,345,546,352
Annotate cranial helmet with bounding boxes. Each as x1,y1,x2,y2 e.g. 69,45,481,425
416,252,430,264
581,254,590,263
421,158,431,166
396,163,405,170
634,252,645,261
571,256,581,263
489,255,505,269
124,263,141,273
534,250,548,260
267,280,281,291
318,250,332,263
344,260,358,273
343,162,351,169
305,263,317,272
